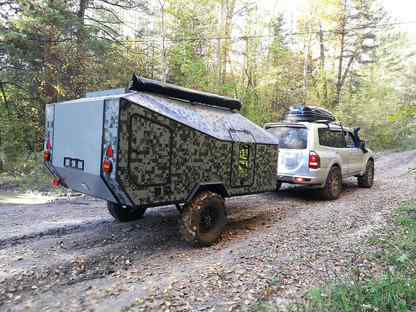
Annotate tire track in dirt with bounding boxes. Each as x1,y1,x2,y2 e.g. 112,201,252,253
0,150,415,312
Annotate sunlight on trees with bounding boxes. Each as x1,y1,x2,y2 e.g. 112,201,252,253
0,0,415,170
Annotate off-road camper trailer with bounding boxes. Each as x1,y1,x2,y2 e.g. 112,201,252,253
44,75,279,245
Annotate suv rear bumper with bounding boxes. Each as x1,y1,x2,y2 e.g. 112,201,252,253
278,175,323,186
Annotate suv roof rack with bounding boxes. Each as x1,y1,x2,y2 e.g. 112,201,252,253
285,105,336,123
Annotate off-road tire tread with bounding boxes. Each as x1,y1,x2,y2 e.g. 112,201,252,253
358,160,374,188
180,191,226,247
320,166,342,200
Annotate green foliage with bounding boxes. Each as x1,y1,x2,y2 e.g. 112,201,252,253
1,0,416,187
291,201,416,312
299,274,416,312
0,153,54,191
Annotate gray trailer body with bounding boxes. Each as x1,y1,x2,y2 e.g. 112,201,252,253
45,88,279,209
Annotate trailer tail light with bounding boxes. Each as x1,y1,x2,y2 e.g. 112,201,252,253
44,150,51,161
52,178,61,188
45,105,54,162
102,100,119,178
103,160,113,174
309,151,320,169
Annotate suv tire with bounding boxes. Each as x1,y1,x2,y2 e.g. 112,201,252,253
180,191,226,246
358,160,374,188
320,166,342,200
107,202,147,222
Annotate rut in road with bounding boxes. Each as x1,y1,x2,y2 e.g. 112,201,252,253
0,150,415,312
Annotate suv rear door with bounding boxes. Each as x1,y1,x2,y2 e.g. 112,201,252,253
266,125,310,177
345,131,364,175
317,128,351,175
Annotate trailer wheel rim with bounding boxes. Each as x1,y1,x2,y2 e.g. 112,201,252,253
200,205,218,233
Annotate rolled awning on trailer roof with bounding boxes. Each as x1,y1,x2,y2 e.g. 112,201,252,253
129,74,242,111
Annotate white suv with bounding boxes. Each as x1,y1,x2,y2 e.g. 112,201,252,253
265,120,375,200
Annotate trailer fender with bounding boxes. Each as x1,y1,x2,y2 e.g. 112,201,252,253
186,182,229,203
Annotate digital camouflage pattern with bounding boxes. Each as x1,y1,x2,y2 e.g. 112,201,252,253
115,93,279,207
102,98,134,206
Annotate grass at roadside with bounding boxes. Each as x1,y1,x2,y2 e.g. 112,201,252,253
293,200,416,312
250,200,416,312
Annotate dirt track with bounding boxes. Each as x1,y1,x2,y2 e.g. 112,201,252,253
0,150,415,312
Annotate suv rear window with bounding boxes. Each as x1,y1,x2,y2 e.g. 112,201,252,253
267,126,308,149
318,128,345,148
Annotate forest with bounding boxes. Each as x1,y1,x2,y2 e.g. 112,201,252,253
1,0,415,176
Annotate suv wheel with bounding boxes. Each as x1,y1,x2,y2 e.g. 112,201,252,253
180,191,226,246
320,166,342,200
107,202,147,222
358,160,374,188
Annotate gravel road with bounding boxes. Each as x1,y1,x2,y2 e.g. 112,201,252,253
1,150,415,312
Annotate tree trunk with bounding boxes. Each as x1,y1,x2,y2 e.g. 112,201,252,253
318,23,328,105
335,0,347,106
220,0,235,86
74,0,89,97
159,0,168,83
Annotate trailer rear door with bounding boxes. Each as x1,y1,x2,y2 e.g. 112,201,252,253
49,98,117,202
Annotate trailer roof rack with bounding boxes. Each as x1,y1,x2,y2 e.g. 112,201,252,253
129,74,242,111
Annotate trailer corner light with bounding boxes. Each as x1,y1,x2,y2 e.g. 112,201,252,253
106,145,114,158
44,150,51,161
103,160,113,174
52,178,61,188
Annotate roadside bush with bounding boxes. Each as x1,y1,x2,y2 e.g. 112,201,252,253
0,153,53,192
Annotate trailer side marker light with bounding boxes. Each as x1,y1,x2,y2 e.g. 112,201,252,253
52,179,61,188
103,160,113,174
106,145,114,158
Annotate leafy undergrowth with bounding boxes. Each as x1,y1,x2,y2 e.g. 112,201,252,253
0,153,56,193
249,201,416,312
291,201,416,312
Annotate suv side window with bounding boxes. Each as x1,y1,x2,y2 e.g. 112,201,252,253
318,128,346,148
345,132,356,148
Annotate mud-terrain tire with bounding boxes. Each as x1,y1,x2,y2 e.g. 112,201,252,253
358,160,374,188
320,166,342,200
180,191,226,247
107,202,147,222
276,181,282,192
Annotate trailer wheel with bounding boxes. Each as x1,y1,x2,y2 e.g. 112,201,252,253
107,202,147,222
180,191,226,246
